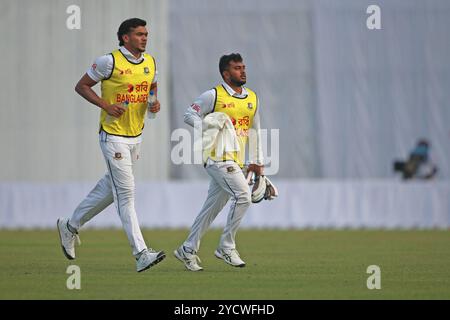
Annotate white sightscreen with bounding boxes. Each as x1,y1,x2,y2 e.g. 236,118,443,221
0,0,449,229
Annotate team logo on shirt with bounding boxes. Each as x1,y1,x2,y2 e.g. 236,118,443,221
227,166,235,173
247,103,253,109
144,67,149,74
91,63,97,70
114,152,123,160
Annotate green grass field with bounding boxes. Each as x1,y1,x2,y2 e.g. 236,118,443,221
0,229,449,299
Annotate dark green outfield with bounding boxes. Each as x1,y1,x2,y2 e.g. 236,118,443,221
0,229,449,299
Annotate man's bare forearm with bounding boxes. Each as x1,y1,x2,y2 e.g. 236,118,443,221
75,83,108,110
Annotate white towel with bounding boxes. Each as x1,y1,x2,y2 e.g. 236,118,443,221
193,112,240,163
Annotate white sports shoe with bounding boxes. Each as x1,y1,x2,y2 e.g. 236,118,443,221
136,248,166,272
174,246,203,271
214,248,246,267
57,218,80,260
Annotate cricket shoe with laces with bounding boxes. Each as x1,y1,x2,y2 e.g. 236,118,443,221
214,248,246,267
136,248,166,272
57,217,81,260
174,246,203,271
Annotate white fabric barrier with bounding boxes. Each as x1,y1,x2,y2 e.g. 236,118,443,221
1,180,449,229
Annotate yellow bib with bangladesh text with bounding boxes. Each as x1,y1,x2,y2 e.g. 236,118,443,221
100,50,156,137
208,84,258,167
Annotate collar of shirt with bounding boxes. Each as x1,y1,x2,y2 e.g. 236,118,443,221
222,82,248,98
119,46,145,63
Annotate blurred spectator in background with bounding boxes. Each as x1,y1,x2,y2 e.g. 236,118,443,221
394,139,438,180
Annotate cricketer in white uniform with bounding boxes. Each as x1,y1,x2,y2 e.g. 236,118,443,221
57,18,166,272
174,53,264,271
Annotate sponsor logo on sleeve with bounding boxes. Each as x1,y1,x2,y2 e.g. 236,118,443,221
191,103,201,113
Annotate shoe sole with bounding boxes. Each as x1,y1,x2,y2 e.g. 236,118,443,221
137,251,166,273
57,219,75,260
214,250,245,268
173,250,203,272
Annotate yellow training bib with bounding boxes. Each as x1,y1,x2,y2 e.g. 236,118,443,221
99,50,156,137
208,84,258,167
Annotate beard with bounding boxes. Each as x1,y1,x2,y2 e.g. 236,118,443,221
230,77,246,87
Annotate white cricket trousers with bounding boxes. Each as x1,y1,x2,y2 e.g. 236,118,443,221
69,132,147,256
183,160,251,252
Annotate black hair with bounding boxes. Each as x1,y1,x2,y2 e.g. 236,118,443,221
117,18,147,46
219,53,243,79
